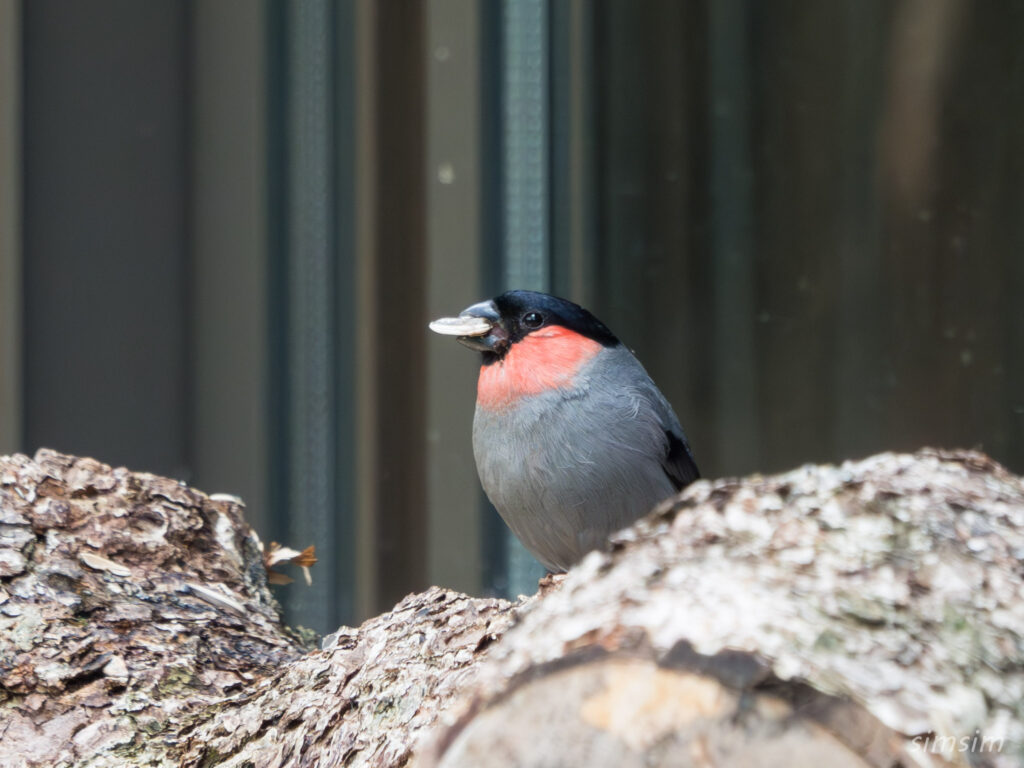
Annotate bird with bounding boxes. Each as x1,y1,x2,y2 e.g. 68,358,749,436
429,290,699,572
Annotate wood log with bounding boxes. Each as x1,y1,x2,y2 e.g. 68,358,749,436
0,448,1020,767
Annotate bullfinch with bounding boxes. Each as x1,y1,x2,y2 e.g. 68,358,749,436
430,290,699,572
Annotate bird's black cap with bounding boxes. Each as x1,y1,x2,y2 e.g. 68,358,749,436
492,290,620,348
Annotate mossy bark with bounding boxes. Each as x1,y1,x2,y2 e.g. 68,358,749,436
1,449,1021,767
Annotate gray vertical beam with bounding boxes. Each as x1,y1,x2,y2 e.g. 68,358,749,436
332,0,358,623
0,0,21,455
502,0,548,590
285,0,339,633
369,0,428,612
565,0,594,305
191,0,269,533
834,1,886,460
23,0,189,476
425,0,483,594
353,0,379,619
709,0,759,473
551,0,595,305
503,0,549,292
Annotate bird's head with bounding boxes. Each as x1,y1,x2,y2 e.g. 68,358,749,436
430,290,621,409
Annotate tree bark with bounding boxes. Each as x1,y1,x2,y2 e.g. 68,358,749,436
0,448,1021,767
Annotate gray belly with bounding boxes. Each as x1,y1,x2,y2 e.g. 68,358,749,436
472,389,675,572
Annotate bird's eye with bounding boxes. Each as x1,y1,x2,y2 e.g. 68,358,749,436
522,312,544,329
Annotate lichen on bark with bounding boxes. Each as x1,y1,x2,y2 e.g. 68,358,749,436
1,448,1021,767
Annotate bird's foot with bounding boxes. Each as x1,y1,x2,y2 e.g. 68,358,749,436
537,572,567,595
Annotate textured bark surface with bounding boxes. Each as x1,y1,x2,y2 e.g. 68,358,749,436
424,450,1024,768
1,448,1021,767
0,450,305,766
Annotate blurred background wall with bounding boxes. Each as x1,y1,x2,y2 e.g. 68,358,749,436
1,0,1022,634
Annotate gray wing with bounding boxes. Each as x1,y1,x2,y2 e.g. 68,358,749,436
602,346,700,489
590,346,700,493
643,381,699,490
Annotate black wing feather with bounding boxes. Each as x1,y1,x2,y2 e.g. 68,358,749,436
663,429,700,491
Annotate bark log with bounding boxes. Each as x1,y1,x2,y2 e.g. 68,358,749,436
0,448,1021,767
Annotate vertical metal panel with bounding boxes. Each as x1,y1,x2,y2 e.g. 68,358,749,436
709,0,759,474
22,0,190,478
502,0,549,292
0,0,21,455
353,0,379,620
425,0,484,595
191,0,270,534
550,0,596,305
592,0,650,329
269,0,360,627
264,0,289,577
282,0,344,633
876,0,1021,468
588,1,709,473
501,0,547,591
371,0,428,612
876,0,970,456
332,0,359,622
751,4,867,474
833,2,887,460
351,0,430,616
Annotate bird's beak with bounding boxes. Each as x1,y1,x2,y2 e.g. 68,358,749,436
429,299,509,353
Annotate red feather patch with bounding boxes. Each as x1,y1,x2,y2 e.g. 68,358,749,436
477,326,603,410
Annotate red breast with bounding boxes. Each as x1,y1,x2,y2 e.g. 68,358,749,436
477,326,603,411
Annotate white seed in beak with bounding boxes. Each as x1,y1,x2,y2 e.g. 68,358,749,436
428,315,494,337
